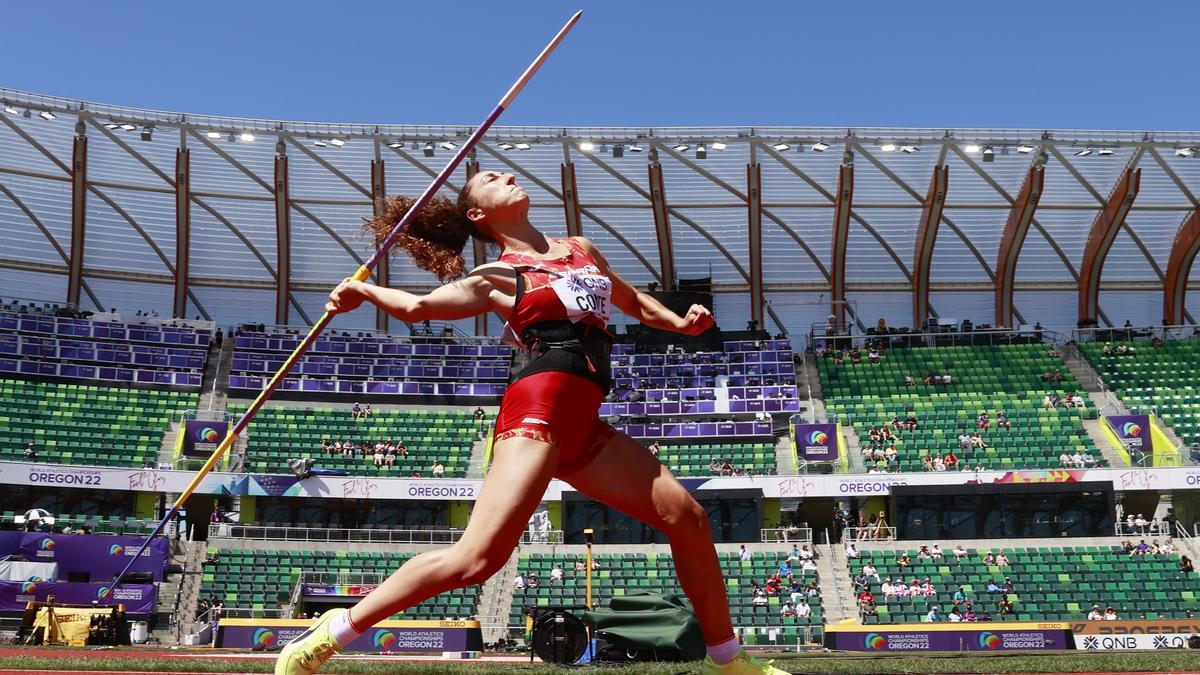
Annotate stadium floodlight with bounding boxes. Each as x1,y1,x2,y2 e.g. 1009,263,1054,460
811,141,830,152
711,141,727,151
514,142,531,150
1017,145,1035,154
628,143,643,153
118,123,136,131
695,144,707,159
579,141,595,152
140,126,153,141
239,132,255,142
673,143,690,152
206,131,222,139
772,142,790,151
39,110,56,120
1097,147,1115,156
386,139,404,148
423,141,435,157
1075,148,1092,156
1176,147,1196,157
612,144,624,158
880,143,897,152
329,138,345,147
440,140,457,150
964,144,981,153
3,105,18,115
497,141,515,150
313,139,328,147
103,122,121,129
900,145,919,154
982,146,995,162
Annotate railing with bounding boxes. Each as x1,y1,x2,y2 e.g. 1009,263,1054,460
841,526,897,543
520,530,564,545
299,570,388,585
237,321,500,346
1073,324,1199,345
220,525,465,544
807,326,1068,353
1114,519,1173,537
737,624,820,648
760,528,814,544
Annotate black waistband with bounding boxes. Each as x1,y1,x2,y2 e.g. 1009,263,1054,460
515,320,613,393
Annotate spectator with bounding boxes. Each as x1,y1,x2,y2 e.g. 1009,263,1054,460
550,565,564,583
998,595,1014,615
780,600,797,619
373,447,384,467
897,553,912,568
798,545,814,562
648,440,661,457
805,580,820,598
986,579,1001,594
953,586,969,607
977,412,990,429
23,442,36,461
396,440,409,457
970,432,987,449
1135,539,1150,555
789,580,804,604
1060,450,1073,468
944,451,959,470
796,599,812,621
862,562,880,583
948,606,963,622
351,402,363,419
1134,514,1149,534
739,545,752,561
1103,607,1118,620
845,542,860,559
752,590,769,607
778,561,793,578
1087,604,1103,620
765,575,782,595
574,560,586,572
904,374,916,387
905,414,919,431
953,544,968,561
431,461,445,478
868,349,881,364
473,406,486,421
1000,577,1014,593
996,411,1011,429
513,573,526,589
527,573,540,589
881,577,898,596
858,588,877,616
918,544,933,559
1159,539,1176,555
996,550,1010,567
931,543,944,559
924,605,942,622
1181,556,1194,574
958,432,972,452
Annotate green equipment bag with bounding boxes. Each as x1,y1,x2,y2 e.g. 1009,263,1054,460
582,591,706,662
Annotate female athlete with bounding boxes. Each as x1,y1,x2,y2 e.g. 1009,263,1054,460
276,170,787,675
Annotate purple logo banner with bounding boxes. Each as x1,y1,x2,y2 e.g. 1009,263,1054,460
217,620,482,652
0,580,156,614
828,627,1072,652
1106,415,1154,455
183,420,228,459
17,533,168,582
795,423,839,461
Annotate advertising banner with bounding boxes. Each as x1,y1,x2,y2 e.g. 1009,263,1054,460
302,584,378,597
795,423,839,461
17,533,169,582
0,530,22,557
826,623,1072,652
216,619,483,652
182,420,228,459
0,561,58,582
1071,619,1200,650
1105,415,1154,456
0,580,156,614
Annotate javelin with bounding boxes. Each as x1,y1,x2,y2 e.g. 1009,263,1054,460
115,10,584,584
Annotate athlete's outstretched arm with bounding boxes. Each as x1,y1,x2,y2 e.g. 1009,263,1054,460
325,269,501,322
574,236,714,336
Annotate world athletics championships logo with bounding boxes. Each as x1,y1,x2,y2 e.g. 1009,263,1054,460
1122,422,1142,437
97,586,111,600
978,632,1001,649
253,628,277,647
109,544,125,556
26,576,45,583
39,538,55,550
20,581,37,594
197,427,220,442
373,630,397,650
863,633,886,650
807,430,829,446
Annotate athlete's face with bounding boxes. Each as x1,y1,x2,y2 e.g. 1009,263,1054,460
464,171,529,230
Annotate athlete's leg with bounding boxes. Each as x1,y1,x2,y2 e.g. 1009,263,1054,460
557,429,734,645
346,435,556,628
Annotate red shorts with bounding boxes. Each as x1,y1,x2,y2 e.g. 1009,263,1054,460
493,371,615,476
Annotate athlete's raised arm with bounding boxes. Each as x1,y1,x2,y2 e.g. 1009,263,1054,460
573,236,713,336
325,263,513,322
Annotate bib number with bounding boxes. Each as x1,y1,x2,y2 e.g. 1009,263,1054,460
551,273,612,324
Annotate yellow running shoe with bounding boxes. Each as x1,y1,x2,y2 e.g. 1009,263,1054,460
700,649,791,674
274,608,346,675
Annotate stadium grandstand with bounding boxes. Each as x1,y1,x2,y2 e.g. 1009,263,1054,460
5,84,1200,666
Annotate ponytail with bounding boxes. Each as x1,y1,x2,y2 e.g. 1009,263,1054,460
362,189,494,282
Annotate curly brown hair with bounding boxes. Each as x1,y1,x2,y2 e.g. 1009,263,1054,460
362,186,495,282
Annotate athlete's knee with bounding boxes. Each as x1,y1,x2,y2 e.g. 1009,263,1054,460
445,543,512,586
658,493,712,542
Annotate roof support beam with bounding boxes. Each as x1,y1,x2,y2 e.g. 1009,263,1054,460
993,165,1044,328
465,159,488,336
831,163,853,327
67,133,87,308
173,148,191,319
370,154,390,332
647,162,676,290
273,153,292,326
912,165,949,329
746,162,764,331
1078,167,1141,326
1164,210,1200,325
562,161,582,238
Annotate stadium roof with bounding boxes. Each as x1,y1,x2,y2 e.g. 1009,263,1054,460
4,87,1200,336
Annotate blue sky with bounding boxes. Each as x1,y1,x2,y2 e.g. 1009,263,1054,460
5,1,1197,130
